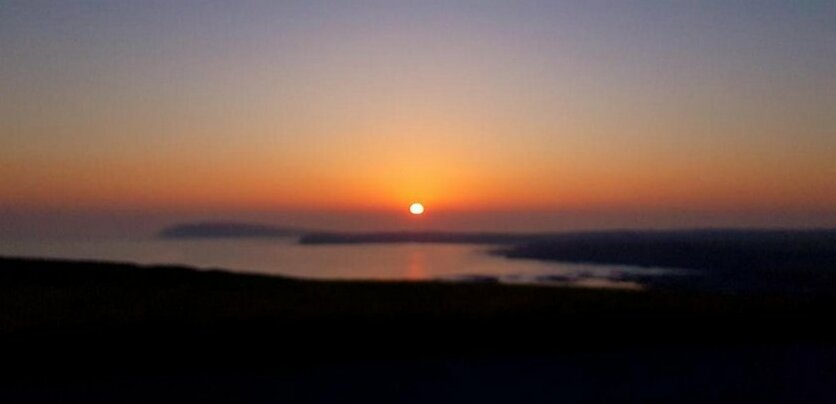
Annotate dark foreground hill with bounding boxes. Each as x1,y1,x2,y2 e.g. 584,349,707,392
2,256,836,402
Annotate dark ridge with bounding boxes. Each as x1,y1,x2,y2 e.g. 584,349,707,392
2,255,834,341
299,231,553,244
495,229,836,294
298,228,836,246
159,222,305,239
3,256,836,401
299,229,836,295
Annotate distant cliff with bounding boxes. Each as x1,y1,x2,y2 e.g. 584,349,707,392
298,231,550,245
159,222,305,239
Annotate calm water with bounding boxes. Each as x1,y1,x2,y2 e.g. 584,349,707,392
0,238,676,289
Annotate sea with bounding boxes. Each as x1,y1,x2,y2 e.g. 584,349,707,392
0,237,676,289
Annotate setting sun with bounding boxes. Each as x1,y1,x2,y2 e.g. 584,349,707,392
409,203,425,215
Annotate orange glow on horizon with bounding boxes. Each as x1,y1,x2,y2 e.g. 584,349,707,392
2,2,835,230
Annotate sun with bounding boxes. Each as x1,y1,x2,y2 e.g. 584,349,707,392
409,202,425,215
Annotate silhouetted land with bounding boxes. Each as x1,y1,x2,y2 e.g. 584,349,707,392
159,222,305,239
494,229,836,294
2,256,836,402
176,226,836,294
299,229,836,246
302,229,836,295
299,230,548,244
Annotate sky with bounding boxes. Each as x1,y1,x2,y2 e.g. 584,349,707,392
2,1,835,235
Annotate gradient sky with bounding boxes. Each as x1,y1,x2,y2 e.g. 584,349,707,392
2,1,835,234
